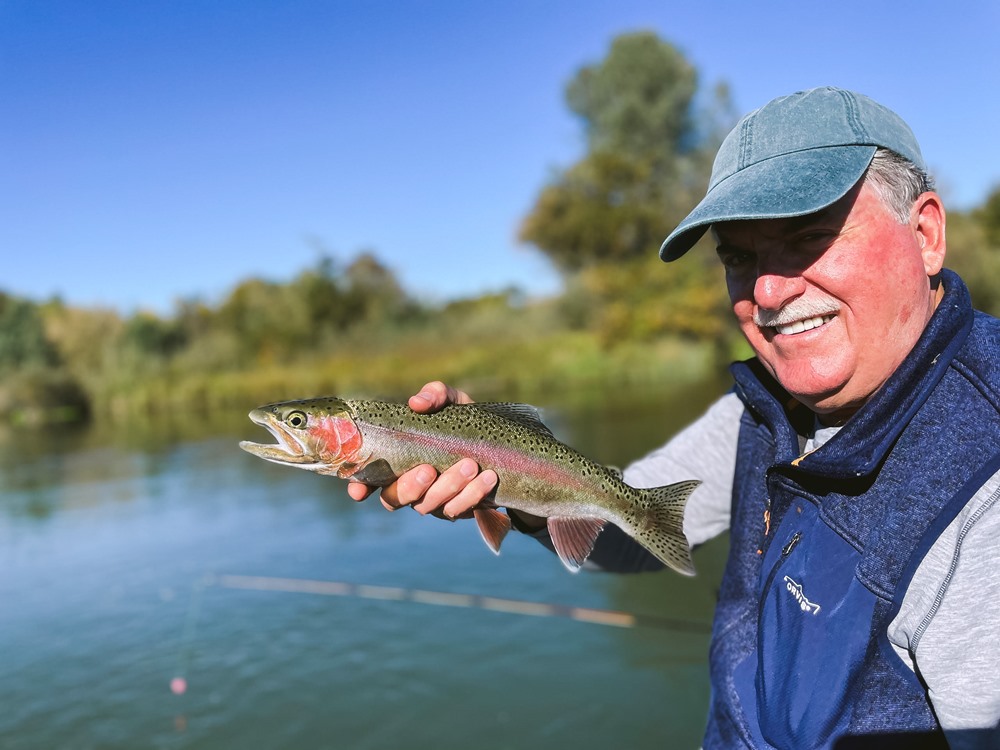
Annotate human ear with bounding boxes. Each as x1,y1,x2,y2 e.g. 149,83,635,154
912,192,946,276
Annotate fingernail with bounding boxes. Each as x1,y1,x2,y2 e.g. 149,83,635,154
459,460,479,479
416,466,435,485
480,471,498,489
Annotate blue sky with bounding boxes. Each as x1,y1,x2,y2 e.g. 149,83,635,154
2,0,998,314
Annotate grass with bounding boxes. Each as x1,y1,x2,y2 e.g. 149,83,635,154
85,332,720,422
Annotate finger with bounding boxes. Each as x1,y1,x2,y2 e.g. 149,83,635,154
347,481,376,502
411,458,481,515
442,469,499,519
382,464,437,508
408,381,474,413
380,495,401,513
427,507,473,521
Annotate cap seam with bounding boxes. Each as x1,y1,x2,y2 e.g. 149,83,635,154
840,89,870,143
738,115,753,171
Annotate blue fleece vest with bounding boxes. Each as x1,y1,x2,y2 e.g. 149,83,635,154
706,270,1000,749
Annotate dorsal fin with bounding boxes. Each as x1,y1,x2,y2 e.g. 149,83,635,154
466,402,555,438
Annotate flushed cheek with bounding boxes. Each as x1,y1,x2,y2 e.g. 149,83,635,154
734,307,854,395
732,300,767,348
730,296,753,327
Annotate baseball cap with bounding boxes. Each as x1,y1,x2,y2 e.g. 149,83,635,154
659,86,926,261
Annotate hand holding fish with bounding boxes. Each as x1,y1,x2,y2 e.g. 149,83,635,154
347,382,549,534
347,382,498,518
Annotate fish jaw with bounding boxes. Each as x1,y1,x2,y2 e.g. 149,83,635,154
239,407,329,470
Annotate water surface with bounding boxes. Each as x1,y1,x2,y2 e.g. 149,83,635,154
0,382,729,749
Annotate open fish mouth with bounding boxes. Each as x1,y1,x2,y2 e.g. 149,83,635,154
238,411,323,467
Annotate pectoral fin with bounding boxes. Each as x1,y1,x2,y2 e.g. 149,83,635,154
474,507,512,555
347,459,399,487
547,516,607,573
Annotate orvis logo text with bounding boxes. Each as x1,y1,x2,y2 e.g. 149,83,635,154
782,576,821,615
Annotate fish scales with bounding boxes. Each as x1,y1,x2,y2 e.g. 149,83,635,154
239,396,699,575
351,400,629,521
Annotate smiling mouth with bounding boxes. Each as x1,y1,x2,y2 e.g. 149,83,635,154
772,313,837,336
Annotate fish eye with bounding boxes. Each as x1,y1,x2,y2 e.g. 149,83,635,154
285,410,308,429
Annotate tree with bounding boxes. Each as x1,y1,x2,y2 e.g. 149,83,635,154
122,312,187,358
566,31,697,163
0,295,92,425
0,294,59,373
947,189,1000,317
973,184,1000,248
519,32,731,274
518,31,735,349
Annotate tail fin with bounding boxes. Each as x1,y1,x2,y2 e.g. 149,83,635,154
635,480,700,576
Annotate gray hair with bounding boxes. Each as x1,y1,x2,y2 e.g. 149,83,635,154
863,147,936,224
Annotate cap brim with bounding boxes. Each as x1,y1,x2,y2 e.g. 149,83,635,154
659,145,876,261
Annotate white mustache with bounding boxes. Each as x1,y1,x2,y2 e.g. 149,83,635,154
754,298,841,328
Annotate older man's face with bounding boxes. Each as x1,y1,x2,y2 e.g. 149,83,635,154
714,181,944,422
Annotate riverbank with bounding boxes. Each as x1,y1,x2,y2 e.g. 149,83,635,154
92,333,727,421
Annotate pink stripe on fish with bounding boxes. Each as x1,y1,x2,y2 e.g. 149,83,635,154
361,422,591,490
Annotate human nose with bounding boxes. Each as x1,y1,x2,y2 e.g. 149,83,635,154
753,270,807,312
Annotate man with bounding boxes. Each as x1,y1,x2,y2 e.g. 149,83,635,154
348,87,1000,748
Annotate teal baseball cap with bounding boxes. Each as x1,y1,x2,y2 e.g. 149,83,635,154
659,86,926,261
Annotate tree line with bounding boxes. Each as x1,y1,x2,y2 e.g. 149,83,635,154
3,32,999,426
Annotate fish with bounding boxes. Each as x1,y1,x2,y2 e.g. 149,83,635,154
239,396,699,576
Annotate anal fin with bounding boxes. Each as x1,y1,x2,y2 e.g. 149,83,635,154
547,516,607,573
474,507,512,555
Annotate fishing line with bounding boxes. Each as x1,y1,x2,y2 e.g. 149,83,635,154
169,572,710,694
215,574,711,632
170,577,207,696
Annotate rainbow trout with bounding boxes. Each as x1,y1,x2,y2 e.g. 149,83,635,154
239,397,699,575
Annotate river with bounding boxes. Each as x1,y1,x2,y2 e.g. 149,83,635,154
0,381,729,749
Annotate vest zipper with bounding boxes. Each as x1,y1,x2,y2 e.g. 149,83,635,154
757,496,772,556
758,530,803,619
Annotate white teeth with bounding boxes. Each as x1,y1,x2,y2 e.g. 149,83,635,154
775,314,834,336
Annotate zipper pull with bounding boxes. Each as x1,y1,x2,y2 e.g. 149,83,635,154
782,531,802,556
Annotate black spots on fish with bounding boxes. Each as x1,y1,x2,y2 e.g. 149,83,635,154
631,480,699,576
